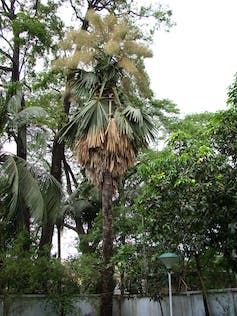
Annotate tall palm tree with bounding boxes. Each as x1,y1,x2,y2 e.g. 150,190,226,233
57,10,156,316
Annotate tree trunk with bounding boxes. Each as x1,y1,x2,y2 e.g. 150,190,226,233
16,95,31,237
11,30,31,237
100,171,114,316
195,253,212,316
57,225,61,260
38,224,55,257
38,71,72,256
39,138,64,256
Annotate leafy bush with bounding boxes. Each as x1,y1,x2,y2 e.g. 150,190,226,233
0,233,80,314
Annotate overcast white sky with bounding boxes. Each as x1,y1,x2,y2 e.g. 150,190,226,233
146,0,237,115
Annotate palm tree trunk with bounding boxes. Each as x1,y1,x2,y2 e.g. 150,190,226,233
100,171,114,316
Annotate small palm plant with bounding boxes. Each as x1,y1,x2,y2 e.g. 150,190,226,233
55,10,156,316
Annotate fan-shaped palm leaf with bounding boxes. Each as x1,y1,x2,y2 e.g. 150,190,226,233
60,99,108,143
72,69,98,99
122,105,144,125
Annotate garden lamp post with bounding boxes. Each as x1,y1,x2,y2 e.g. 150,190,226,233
159,252,179,316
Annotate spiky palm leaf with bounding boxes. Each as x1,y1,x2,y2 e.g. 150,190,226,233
2,156,62,226
60,99,108,145
72,69,98,99
3,156,44,222
40,172,62,224
64,180,101,228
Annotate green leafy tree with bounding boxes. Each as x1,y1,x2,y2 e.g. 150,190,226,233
135,114,237,315
211,73,237,164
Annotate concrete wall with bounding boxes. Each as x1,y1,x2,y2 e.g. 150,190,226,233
113,289,237,316
0,289,237,316
0,295,100,316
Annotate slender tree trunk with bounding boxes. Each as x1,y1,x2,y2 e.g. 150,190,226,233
100,171,114,316
39,75,72,256
16,96,31,237
10,28,31,236
57,226,61,260
118,182,126,296
39,138,64,256
38,224,54,257
195,253,212,316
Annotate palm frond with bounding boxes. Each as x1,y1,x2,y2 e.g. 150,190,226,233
122,105,144,126
15,106,48,127
4,156,18,215
60,99,108,144
73,70,98,99
115,110,134,139
4,156,44,222
105,117,121,153
40,173,62,224
71,199,92,220
7,91,22,114
115,106,156,147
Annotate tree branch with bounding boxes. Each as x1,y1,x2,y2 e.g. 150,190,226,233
63,158,73,195
93,0,111,12
69,0,84,23
33,0,39,17
0,65,12,72
1,0,10,12
0,48,14,62
63,153,78,187
19,43,29,75
64,222,77,233
0,33,13,51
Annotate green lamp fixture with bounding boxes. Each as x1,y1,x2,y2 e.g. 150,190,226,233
158,252,179,270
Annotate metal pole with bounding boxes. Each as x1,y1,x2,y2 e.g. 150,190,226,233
168,270,173,316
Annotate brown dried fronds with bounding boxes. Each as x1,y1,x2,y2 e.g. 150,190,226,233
105,118,120,153
75,128,135,191
75,138,90,166
86,128,105,148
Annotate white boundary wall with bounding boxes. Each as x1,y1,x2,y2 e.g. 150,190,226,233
0,288,236,316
